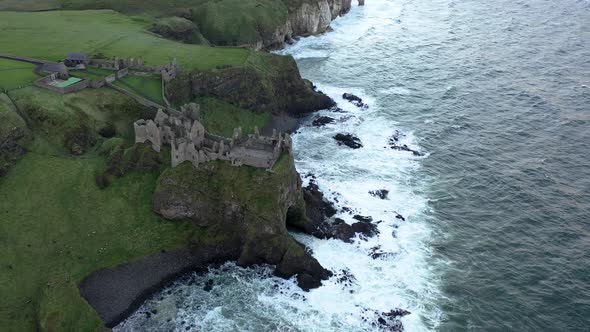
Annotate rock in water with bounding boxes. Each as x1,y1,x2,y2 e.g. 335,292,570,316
383,308,411,318
342,93,368,108
353,215,373,222
291,179,337,238
331,218,379,243
388,131,424,156
334,133,363,149
369,189,389,199
312,116,336,127
351,221,379,238
203,279,214,292
296,273,321,291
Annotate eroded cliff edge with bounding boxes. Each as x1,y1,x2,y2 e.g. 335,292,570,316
80,150,331,328
259,0,354,49
59,0,356,50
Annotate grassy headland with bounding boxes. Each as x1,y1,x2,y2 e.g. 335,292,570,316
0,0,311,47
0,1,334,330
0,10,252,70
0,87,206,331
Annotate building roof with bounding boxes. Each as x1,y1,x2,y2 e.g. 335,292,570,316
66,52,89,61
42,62,68,74
54,77,83,88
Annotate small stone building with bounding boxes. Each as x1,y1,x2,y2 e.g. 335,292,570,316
42,62,69,78
66,52,89,66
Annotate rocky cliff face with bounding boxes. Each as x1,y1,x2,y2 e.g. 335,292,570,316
152,155,332,290
263,0,352,49
166,54,335,116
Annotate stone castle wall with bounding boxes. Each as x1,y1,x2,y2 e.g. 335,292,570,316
134,105,292,170
88,57,177,82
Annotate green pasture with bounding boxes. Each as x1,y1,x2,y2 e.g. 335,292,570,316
0,10,252,70
0,58,39,91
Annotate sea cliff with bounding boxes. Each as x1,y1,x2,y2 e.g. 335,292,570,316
0,2,361,330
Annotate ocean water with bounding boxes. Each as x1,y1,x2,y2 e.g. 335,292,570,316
116,0,590,331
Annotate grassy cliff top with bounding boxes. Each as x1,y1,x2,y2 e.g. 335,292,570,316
0,87,205,331
0,10,254,70
0,0,311,47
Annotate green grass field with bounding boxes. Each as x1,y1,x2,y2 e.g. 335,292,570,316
0,87,204,331
114,75,164,105
0,10,252,70
0,58,39,91
71,68,117,80
198,97,272,137
0,140,202,331
9,86,142,145
0,0,61,11
0,0,297,47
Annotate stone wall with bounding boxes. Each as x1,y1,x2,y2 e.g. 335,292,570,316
88,78,105,88
105,74,116,83
134,106,292,171
116,68,128,79
33,76,88,94
88,57,177,82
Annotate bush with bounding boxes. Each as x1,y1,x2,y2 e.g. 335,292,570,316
99,124,117,138
95,174,110,189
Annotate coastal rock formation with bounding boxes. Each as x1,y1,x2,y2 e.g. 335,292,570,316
369,189,389,199
82,154,332,327
343,92,368,108
334,133,363,148
152,156,331,288
388,131,424,156
290,180,380,243
167,55,335,116
292,179,337,237
312,115,336,127
263,0,353,49
331,218,379,243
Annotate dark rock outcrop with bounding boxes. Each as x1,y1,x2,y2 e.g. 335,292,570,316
168,55,335,116
388,131,424,156
151,157,331,289
291,181,380,243
334,133,363,149
369,245,386,259
377,308,411,332
331,217,379,243
353,215,373,223
82,155,332,327
342,92,368,108
312,116,336,127
291,179,336,238
369,189,389,200
263,0,353,50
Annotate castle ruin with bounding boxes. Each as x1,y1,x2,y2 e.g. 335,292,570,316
134,104,292,170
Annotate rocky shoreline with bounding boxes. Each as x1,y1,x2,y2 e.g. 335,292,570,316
78,3,371,329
